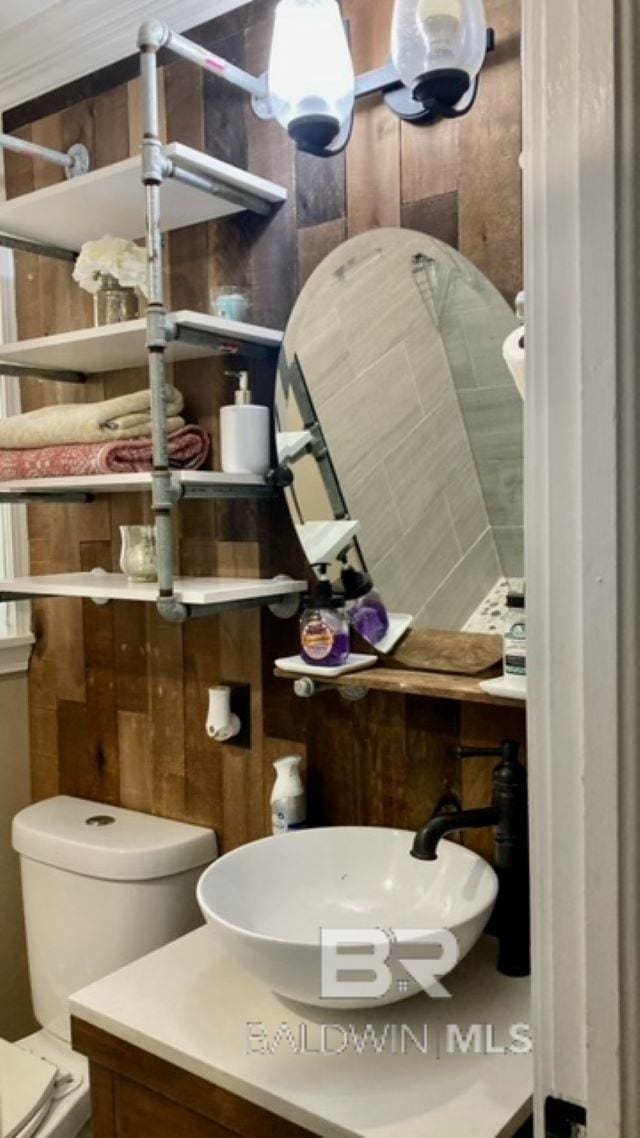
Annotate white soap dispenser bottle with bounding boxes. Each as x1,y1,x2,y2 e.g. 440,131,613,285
220,370,271,475
271,755,306,835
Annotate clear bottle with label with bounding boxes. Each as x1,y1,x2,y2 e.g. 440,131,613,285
503,593,527,691
300,569,350,668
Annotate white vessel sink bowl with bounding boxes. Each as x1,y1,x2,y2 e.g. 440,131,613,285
197,827,498,1008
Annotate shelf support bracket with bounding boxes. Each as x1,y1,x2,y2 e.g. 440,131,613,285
157,589,301,624
171,323,280,361
167,161,272,217
0,361,86,384
0,133,90,179
0,233,78,263
0,492,92,505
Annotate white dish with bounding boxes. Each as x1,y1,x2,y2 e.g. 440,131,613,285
373,612,413,654
197,828,498,1009
275,653,377,678
479,675,527,701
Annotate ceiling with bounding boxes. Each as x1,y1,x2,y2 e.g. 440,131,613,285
0,0,251,115
0,0,60,36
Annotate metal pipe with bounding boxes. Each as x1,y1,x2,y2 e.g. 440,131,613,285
0,131,73,171
0,362,85,384
167,162,271,216
164,27,267,98
140,41,176,604
355,62,403,99
0,233,77,263
0,134,90,178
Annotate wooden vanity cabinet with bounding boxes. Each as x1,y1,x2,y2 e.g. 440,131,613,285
72,1017,313,1138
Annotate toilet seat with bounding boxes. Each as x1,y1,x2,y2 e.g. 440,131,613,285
3,1031,90,1138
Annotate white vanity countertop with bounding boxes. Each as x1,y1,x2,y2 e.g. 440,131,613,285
69,928,532,1138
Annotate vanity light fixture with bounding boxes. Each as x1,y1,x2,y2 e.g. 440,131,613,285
134,2,493,161
390,0,489,120
267,0,355,156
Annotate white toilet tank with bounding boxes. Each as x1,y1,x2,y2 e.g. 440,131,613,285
12,796,218,1043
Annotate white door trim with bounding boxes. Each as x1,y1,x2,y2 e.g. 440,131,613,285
524,0,637,1133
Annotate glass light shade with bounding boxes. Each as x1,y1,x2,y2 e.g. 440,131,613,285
268,0,355,148
391,0,487,103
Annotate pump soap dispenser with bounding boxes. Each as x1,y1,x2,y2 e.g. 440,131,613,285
220,370,271,475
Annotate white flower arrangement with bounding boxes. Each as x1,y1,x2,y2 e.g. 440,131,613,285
73,235,148,296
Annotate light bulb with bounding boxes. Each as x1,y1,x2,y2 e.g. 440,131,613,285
391,0,487,109
268,0,355,152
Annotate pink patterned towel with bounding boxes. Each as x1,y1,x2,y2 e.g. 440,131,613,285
0,426,210,480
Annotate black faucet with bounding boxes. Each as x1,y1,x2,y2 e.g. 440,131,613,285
411,739,530,978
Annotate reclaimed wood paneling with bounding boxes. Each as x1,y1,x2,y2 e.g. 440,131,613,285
5,0,524,856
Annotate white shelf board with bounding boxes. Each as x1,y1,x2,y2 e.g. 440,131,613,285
0,310,282,375
0,573,306,606
296,519,360,565
0,470,267,496
0,142,287,251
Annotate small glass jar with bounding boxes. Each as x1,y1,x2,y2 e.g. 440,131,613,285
94,273,140,327
210,285,251,323
300,596,350,668
119,525,158,583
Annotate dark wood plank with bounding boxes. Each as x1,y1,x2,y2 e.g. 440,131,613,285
402,191,460,249
298,218,347,287
296,147,346,229
115,1076,236,1138
458,0,523,302
343,0,400,235
245,14,298,329
72,1019,313,1138
89,1064,116,1138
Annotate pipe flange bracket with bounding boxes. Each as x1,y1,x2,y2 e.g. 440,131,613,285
65,143,91,180
268,576,302,620
250,74,274,121
339,686,369,702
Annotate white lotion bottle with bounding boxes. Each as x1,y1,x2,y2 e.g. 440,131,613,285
220,371,271,475
271,755,306,835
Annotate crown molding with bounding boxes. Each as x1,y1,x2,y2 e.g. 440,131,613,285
0,0,251,114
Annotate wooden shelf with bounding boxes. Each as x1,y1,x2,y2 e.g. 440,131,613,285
0,573,306,607
0,470,276,502
275,664,526,707
0,310,283,378
0,143,287,251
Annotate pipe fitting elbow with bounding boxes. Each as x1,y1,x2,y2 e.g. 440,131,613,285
138,19,170,52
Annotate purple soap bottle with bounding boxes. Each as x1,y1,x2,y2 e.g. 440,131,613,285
300,569,350,668
341,566,390,647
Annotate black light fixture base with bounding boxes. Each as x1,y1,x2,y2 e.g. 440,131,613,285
413,67,470,109
384,73,480,124
288,113,340,151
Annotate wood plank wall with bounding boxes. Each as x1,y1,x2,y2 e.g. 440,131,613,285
3,0,524,857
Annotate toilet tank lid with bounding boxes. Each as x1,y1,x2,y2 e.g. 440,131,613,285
12,796,218,881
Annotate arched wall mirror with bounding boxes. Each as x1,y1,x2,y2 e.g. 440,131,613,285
275,228,523,651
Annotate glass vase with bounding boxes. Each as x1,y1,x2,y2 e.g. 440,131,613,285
94,273,140,326
119,525,158,583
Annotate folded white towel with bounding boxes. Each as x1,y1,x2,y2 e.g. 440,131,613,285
0,387,184,449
